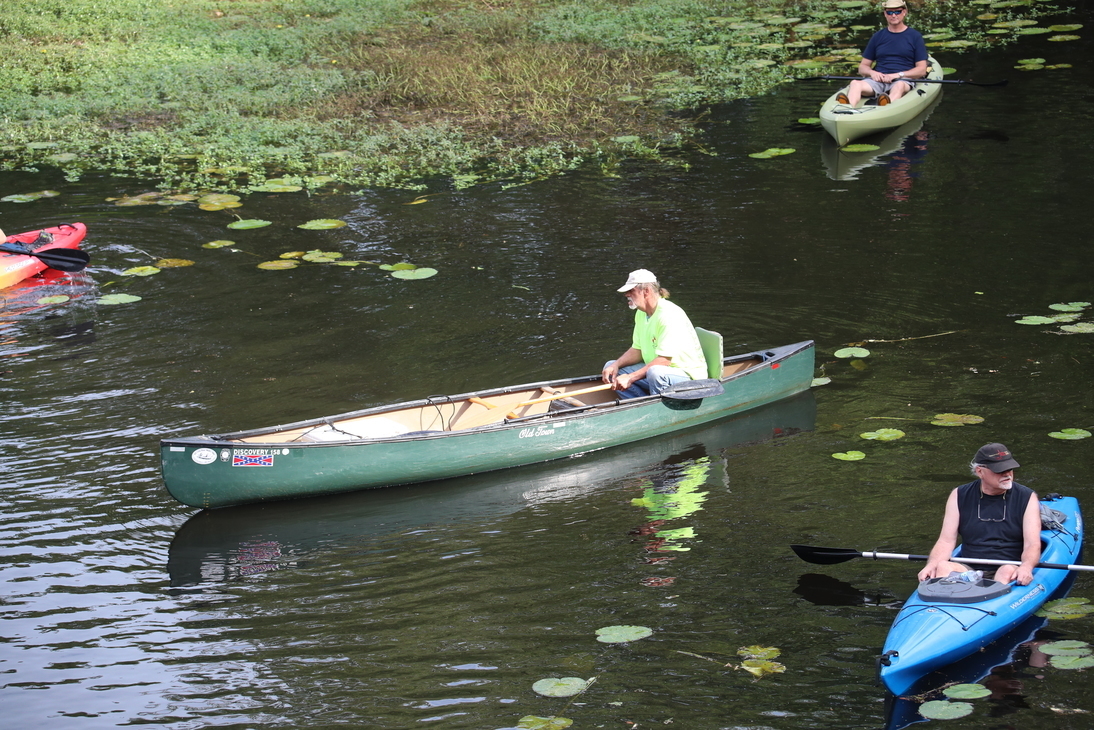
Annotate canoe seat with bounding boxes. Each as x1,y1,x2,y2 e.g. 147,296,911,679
300,417,410,442
695,327,724,380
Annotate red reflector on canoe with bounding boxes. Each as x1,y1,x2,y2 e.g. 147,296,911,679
771,363,780,369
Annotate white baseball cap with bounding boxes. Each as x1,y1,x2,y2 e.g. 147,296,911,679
617,269,658,292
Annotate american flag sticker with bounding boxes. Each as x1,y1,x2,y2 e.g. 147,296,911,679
232,454,274,467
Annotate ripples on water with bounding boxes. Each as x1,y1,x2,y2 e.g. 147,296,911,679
4,16,1094,727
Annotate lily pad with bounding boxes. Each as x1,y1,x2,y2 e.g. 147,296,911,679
943,683,991,700
1061,322,1094,333
37,295,71,304
121,266,161,277
228,219,272,230
302,251,345,262
250,183,303,193
1050,654,1094,669
297,219,348,230
203,240,236,249
596,625,653,643
860,428,905,441
740,659,786,677
832,451,866,461
2,190,61,203
1049,301,1090,311
834,347,869,358
379,263,418,271
1037,597,1094,619
392,267,438,280
1015,315,1056,325
1048,428,1092,440
749,148,796,159
811,377,831,387
1040,640,1092,656
931,413,984,427
1048,24,1083,32
739,645,780,660
257,260,299,270
155,258,195,268
532,677,590,697
518,717,574,730
920,701,973,720
97,293,142,305
1049,35,1081,42
843,144,881,152
197,193,240,205
797,118,821,125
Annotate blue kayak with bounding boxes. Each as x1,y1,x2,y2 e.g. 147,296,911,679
878,494,1084,697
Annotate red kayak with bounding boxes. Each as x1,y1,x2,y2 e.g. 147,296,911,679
0,223,88,290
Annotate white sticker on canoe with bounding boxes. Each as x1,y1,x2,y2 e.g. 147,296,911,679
231,448,282,467
192,448,217,465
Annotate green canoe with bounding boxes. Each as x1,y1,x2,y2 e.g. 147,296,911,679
819,56,943,147
160,339,815,509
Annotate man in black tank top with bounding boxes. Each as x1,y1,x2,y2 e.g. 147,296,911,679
917,443,1042,585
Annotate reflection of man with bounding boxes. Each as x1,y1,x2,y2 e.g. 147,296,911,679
839,0,928,108
602,269,707,400
917,443,1041,586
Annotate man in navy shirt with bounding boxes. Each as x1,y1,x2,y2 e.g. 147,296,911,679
839,0,929,108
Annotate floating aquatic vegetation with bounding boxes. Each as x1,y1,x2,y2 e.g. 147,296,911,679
944,683,991,700
1049,24,1083,32
203,240,236,249
532,677,591,697
37,295,70,305
302,250,344,263
1037,597,1094,619
297,218,347,229
811,377,831,387
1049,654,1094,669
1048,428,1092,440
2,190,61,203
843,144,880,152
98,293,142,305
736,646,785,678
1049,35,1081,41
860,428,905,441
1017,27,1052,34
595,625,653,643
1061,322,1094,333
920,700,973,720
250,181,303,193
931,413,984,427
387,267,433,282
121,266,161,277
832,451,866,461
517,717,573,729
834,347,869,358
1040,639,1094,668
797,117,821,125
993,19,1039,28
155,258,195,268
748,146,795,159
198,193,243,211
1049,301,1090,311
227,219,272,229
1015,315,1056,325
257,260,299,270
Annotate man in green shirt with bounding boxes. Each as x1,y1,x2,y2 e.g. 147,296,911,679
602,269,707,399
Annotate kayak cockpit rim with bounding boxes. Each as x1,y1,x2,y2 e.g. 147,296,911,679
161,341,814,447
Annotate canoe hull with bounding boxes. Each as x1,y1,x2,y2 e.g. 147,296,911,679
878,495,1084,697
0,223,87,290
161,340,815,508
819,57,943,146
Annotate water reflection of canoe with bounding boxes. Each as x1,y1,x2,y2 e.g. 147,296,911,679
819,56,943,147
0,222,87,290
167,390,817,585
878,495,1083,698
160,340,815,509
820,96,940,181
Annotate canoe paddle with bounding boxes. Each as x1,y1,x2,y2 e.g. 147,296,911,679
0,242,91,272
790,544,1094,573
808,75,1008,88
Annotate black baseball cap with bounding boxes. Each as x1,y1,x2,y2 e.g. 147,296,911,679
974,443,1020,472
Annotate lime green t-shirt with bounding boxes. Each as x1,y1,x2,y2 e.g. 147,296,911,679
631,298,707,380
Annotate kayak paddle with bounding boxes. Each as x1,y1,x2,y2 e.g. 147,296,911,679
0,242,91,272
808,75,1008,88
790,544,1094,573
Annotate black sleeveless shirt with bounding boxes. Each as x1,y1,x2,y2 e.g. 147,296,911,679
955,480,1034,562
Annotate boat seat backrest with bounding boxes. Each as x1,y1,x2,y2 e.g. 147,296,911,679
694,327,724,380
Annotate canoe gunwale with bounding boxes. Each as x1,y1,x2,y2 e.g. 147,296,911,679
164,340,814,447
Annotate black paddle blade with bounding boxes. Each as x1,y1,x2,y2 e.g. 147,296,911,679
661,378,726,400
0,243,90,272
790,544,864,565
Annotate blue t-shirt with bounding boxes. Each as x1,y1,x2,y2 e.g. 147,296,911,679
863,27,927,74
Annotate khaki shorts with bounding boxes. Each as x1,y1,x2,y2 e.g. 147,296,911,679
865,78,917,95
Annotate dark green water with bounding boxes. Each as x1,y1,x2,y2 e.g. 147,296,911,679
3,16,1093,729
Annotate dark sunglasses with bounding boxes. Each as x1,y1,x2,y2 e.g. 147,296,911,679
885,8,905,14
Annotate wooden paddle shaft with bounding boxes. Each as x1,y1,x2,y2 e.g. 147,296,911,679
513,383,613,408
